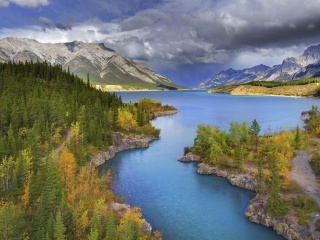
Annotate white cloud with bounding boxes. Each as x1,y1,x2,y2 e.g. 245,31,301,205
230,45,307,70
0,0,9,7
0,0,49,7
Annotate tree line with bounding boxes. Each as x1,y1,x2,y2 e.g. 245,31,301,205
246,78,320,88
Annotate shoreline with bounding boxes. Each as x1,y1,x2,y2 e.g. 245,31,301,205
94,85,190,92
179,152,317,240
209,90,320,99
91,109,178,166
207,83,320,100
91,132,158,166
91,109,179,236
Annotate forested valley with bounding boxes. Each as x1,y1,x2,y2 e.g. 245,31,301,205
0,61,163,239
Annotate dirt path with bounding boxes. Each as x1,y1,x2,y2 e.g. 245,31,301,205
52,130,73,159
290,150,320,206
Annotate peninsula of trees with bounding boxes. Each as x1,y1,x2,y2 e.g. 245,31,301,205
183,109,320,239
0,61,167,239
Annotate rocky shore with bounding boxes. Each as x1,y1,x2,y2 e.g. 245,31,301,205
91,132,157,166
246,195,315,240
153,109,178,117
179,152,318,240
107,202,152,233
179,153,257,191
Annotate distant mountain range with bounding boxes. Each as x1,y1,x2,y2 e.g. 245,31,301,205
0,37,182,90
197,44,320,89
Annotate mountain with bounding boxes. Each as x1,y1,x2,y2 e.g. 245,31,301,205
197,44,320,89
197,64,270,88
0,37,182,90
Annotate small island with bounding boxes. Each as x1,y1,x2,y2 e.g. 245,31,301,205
180,107,320,240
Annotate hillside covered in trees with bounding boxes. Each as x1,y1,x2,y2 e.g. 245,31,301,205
0,61,164,239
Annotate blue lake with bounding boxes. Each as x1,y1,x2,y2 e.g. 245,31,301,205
100,91,320,240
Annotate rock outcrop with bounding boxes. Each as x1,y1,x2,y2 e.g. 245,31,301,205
108,202,152,233
301,111,312,121
153,109,178,117
197,163,257,191
179,153,256,191
245,195,315,240
92,132,157,166
179,152,202,162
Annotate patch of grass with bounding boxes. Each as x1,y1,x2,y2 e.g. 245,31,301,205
292,196,319,214
298,214,313,226
311,150,320,176
282,180,304,195
249,198,256,205
287,196,319,226
286,196,320,226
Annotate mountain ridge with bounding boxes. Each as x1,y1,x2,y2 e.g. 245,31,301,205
197,44,320,89
0,37,182,90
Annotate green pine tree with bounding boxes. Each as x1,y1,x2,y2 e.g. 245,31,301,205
54,210,66,240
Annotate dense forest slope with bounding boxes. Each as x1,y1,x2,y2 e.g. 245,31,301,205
0,37,183,91
0,61,164,239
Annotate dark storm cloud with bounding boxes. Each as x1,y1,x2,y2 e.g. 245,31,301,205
55,23,72,31
106,0,320,65
233,18,320,50
37,17,72,31
119,9,169,31
37,16,52,28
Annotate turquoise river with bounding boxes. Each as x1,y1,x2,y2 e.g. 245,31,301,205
100,91,320,240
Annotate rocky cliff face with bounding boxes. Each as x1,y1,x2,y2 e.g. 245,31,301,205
179,153,257,191
0,37,180,90
246,195,316,240
91,132,157,166
197,44,320,89
197,163,257,191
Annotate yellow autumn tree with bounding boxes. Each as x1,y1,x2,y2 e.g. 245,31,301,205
21,148,33,209
117,108,139,133
117,207,144,239
58,148,76,190
259,131,294,187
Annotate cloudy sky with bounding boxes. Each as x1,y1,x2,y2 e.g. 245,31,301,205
1,0,320,87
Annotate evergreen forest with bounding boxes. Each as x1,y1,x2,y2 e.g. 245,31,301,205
0,61,163,239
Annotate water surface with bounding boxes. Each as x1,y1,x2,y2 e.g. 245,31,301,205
101,91,319,240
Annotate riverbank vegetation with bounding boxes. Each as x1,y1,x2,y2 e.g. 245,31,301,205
0,61,164,239
184,109,320,226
